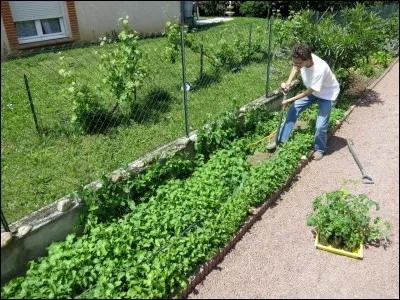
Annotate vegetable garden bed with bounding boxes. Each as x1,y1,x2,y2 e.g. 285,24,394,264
2,87,356,298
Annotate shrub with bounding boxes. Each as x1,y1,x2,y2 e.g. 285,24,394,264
239,1,271,18
99,16,147,104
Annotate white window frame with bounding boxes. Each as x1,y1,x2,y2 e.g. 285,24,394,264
17,17,68,44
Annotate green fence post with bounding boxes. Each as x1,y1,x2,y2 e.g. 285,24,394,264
1,208,10,232
265,16,273,97
248,23,253,58
180,25,189,137
24,74,40,135
200,35,204,79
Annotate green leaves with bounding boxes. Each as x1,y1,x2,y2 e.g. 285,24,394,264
99,16,147,104
307,190,392,251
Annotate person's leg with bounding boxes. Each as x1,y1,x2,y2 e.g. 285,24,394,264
314,99,335,153
278,95,317,142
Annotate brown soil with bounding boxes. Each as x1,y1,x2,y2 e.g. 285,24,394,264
248,151,272,166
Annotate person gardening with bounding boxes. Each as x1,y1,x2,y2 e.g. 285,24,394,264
266,43,340,160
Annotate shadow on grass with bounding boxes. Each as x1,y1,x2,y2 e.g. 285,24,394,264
130,88,175,124
191,71,223,91
240,51,268,67
41,104,122,136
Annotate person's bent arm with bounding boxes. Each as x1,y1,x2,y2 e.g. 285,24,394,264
282,87,314,109
281,66,299,90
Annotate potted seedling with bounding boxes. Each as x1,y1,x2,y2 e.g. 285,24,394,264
306,189,392,259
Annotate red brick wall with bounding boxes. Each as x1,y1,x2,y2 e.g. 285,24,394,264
1,1,80,52
66,1,80,40
1,1,19,51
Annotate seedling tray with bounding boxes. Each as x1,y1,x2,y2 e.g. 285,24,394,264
315,232,363,259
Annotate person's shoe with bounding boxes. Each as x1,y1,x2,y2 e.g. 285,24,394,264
266,141,277,150
313,151,324,161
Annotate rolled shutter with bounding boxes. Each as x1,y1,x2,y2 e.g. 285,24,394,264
9,1,63,22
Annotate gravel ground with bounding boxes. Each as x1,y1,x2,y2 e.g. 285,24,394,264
188,59,399,299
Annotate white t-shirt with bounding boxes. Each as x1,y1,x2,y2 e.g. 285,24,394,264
300,53,340,101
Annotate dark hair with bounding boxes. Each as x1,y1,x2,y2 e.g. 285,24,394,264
292,44,312,61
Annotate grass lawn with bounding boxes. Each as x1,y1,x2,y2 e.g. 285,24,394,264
1,17,291,223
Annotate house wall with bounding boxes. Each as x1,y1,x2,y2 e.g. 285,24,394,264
0,1,79,57
0,1,182,59
74,1,181,41
1,16,10,60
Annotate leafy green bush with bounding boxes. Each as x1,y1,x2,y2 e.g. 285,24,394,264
307,189,392,251
273,4,399,91
99,16,147,104
163,17,181,64
58,55,110,133
239,1,271,18
164,20,267,71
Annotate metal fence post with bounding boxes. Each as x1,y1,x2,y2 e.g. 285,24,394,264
1,208,10,232
180,25,190,137
200,35,204,79
248,23,253,57
24,74,40,135
265,16,273,97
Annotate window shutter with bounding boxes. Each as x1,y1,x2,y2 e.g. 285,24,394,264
9,1,63,22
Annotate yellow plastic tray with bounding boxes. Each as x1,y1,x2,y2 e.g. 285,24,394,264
315,232,363,259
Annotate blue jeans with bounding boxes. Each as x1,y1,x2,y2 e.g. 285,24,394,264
277,94,336,153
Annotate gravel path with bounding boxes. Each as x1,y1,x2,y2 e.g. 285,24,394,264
188,59,399,299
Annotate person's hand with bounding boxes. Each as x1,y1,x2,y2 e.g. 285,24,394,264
281,99,291,110
280,82,289,92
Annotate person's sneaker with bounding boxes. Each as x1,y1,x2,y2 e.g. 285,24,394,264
313,151,324,160
266,141,277,150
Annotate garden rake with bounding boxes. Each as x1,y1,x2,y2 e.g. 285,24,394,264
347,139,374,184
274,89,287,147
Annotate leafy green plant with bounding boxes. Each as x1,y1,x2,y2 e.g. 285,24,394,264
370,51,393,68
99,16,147,104
307,189,392,252
162,16,181,63
58,56,109,133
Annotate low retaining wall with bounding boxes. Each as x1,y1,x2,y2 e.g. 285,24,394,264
0,82,300,285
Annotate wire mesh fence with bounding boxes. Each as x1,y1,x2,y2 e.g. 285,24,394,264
2,2,397,228
1,18,293,226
